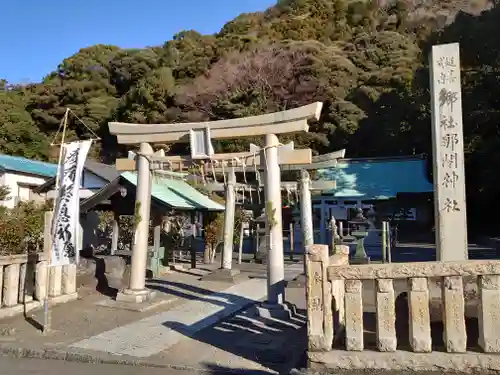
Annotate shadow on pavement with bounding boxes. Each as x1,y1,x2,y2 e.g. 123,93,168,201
200,363,281,375
146,279,255,309
164,305,306,374
151,282,307,374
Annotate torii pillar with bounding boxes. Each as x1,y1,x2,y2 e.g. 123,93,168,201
116,142,154,303
262,133,285,306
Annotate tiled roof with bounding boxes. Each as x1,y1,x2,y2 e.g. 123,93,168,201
316,156,433,199
0,154,58,178
84,160,120,182
121,172,224,211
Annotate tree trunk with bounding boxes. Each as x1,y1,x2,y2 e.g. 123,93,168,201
203,243,211,264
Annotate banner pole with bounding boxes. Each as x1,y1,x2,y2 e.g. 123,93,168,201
43,108,69,334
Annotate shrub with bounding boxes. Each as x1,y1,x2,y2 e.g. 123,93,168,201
0,200,51,255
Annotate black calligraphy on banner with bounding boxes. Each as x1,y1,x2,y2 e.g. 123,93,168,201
54,149,79,260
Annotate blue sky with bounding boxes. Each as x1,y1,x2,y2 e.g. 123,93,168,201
0,0,276,84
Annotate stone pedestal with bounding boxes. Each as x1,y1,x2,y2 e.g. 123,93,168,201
202,268,241,283
345,279,363,351
287,274,306,288
442,276,467,353
478,275,500,352
375,279,397,352
351,231,369,264
256,302,293,320
35,261,48,301
62,264,77,295
408,277,432,352
3,264,20,307
116,288,156,304
48,266,62,297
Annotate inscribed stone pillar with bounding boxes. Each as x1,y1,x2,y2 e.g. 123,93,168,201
305,244,333,351
442,276,467,352
344,279,363,351
222,167,236,270
376,279,397,352
3,263,20,307
429,43,468,261
408,277,432,352
263,134,285,305
478,275,500,353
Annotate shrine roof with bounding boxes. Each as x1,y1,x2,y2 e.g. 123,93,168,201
121,172,224,211
316,155,433,199
0,154,57,178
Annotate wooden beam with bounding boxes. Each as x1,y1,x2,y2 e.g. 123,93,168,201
204,180,336,192
115,148,312,172
109,102,323,144
215,149,346,172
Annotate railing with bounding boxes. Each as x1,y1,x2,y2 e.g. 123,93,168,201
306,245,500,354
0,253,77,319
305,244,349,351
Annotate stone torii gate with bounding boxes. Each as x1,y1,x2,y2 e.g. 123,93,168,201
109,103,323,314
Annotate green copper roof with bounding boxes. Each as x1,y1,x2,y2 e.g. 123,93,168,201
316,156,433,200
0,154,57,178
121,172,224,211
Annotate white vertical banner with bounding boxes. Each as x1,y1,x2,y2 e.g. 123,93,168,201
50,140,92,266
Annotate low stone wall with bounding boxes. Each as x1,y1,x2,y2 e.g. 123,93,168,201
305,253,500,372
0,253,77,319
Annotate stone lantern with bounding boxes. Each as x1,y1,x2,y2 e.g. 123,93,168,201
349,208,370,264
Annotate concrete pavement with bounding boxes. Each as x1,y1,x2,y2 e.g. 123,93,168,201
0,357,176,375
71,263,304,357
0,261,306,374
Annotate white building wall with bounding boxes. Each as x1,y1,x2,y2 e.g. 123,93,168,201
47,171,108,199
0,171,49,208
82,172,106,189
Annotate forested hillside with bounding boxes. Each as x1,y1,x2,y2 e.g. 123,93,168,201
1,0,499,228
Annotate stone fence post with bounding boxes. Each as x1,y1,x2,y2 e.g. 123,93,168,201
306,244,333,351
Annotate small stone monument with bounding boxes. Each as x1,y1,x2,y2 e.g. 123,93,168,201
349,208,370,264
